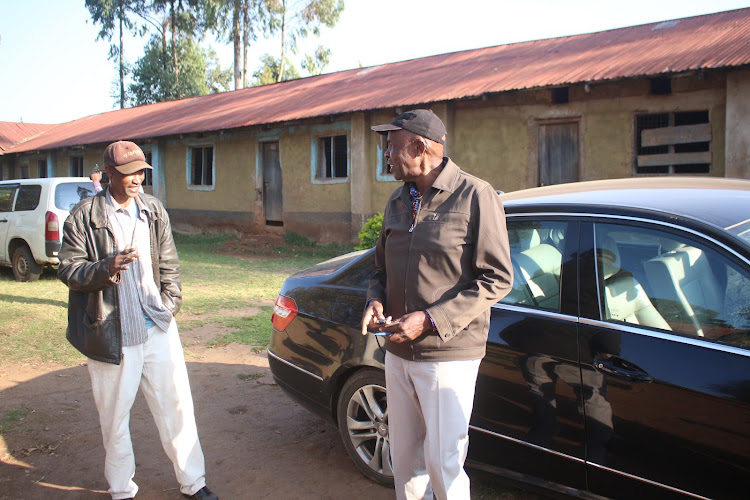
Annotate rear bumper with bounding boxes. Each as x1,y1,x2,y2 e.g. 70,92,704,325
45,240,61,259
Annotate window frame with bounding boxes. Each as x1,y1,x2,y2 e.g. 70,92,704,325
185,143,215,191
634,110,711,175
311,126,350,185
37,159,48,178
375,133,398,182
591,219,750,350
499,218,571,313
69,156,84,177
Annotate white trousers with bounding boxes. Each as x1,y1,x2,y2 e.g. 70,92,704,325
87,319,207,499
385,351,481,500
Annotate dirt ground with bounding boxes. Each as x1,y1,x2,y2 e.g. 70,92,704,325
0,237,545,500
0,331,398,500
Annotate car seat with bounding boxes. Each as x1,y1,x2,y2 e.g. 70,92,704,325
599,237,671,330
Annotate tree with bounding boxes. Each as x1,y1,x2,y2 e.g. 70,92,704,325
85,0,146,109
301,45,331,76
251,54,301,86
127,34,231,105
149,0,216,87
266,0,344,83
211,0,272,90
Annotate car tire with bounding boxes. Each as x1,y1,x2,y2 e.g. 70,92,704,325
336,368,394,487
12,245,42,282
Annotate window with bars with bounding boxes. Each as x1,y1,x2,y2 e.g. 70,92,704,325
70,156,84,177
316,135,348,179
634,111,710,175
37,160,47,178
189,146,214,187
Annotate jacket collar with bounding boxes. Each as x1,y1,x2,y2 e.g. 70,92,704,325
90,187,152,229
399,157,460,203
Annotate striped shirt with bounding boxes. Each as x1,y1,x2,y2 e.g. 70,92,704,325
105,190,173,346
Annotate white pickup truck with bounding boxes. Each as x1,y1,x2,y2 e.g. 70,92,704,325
0,177,97,281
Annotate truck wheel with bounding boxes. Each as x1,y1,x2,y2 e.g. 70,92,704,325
12,245,42,282
336,368,394,486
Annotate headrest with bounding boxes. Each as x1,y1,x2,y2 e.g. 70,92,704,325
509,228,541,252
598,237,621,280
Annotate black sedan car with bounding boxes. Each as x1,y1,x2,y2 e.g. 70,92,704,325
268,177,750,499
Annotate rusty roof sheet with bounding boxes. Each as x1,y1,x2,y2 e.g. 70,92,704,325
5,7,750,155
0,122,55,152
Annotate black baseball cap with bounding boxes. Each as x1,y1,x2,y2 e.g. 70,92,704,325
371,109,447,145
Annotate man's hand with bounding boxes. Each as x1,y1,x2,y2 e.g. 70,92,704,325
91,171,102,182
109,247,139,276
380,311,433,344
361,299,389,335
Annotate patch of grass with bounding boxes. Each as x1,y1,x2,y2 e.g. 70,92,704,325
284,232,317,247
0,407,32,435
207,306,273,349
0,233,350,365
238,372,263,381
0,269,82,366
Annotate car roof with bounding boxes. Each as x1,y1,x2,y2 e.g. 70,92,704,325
0,177,91,185
500,177,750,233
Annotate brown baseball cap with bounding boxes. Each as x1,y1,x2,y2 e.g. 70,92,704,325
103,140,152,174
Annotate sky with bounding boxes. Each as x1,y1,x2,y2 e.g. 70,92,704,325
1,0,749,124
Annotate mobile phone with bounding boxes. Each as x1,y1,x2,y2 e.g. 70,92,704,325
373,331,393,336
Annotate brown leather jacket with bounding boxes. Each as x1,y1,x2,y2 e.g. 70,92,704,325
368,159,513,361
58,189,181,364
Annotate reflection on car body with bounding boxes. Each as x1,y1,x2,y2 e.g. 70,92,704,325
269,177,750,499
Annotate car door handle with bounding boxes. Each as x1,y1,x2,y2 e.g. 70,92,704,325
593,354,653,383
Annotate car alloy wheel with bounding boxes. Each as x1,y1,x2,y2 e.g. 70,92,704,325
336,368,394,486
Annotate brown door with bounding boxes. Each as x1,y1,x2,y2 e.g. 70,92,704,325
539,122,579,186
262,142,283,224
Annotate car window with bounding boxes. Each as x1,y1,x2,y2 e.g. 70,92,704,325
14,185,41,211
594,223,750,349
500,220,567,312
0,185,16,212
55,182,96,211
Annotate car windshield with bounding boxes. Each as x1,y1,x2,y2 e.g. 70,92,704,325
55,182,96,211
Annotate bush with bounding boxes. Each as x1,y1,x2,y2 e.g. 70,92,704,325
356,212,383,250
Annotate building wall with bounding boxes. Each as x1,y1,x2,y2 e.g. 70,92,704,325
726,70,750,178
1,70,745,245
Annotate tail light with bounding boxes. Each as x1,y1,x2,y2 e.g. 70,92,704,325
45,211,59,241
272,295,297,331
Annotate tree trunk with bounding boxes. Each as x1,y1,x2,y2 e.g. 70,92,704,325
233,0,241,90
277,0,287,83
242,0,249,89
171,0,178,88
118,3,125,108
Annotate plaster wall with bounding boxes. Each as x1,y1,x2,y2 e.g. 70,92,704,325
726,70,750,178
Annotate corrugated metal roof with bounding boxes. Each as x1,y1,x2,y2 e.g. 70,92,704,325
0,122,55,152
5,7,750,155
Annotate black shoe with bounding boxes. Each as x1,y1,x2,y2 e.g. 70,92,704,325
185,486,218,500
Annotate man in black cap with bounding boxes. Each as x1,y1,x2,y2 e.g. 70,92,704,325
362,110,513,499
58,141,218,500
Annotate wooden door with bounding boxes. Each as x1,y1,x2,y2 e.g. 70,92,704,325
262,142,283,224
539,122,579,186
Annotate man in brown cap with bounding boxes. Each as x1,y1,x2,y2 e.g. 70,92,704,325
58,141,218,500
362,110,512,499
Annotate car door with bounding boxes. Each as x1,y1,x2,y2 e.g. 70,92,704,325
0,184,19,263
469,217,589,491
579,219,750,499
